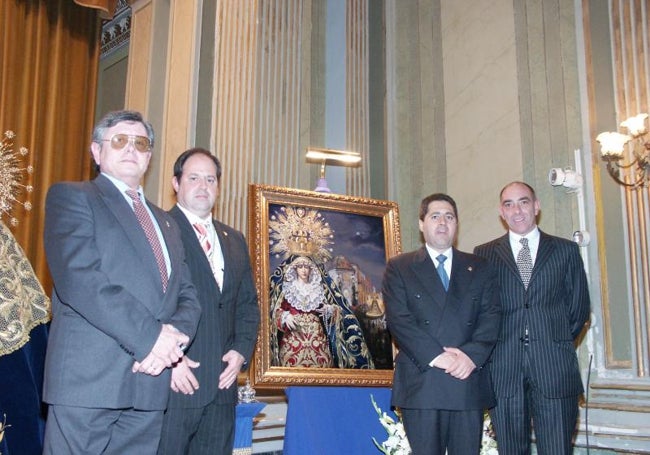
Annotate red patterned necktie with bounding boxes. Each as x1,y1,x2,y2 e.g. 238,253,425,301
193,222,223,288
126,189,168,291
192,222,212,256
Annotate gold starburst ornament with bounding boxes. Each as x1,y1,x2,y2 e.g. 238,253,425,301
0,130,33,226
268,205,334,263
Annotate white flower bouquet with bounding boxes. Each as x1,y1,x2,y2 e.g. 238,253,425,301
481,410,498,454
371,396,498,455
370,395,411,455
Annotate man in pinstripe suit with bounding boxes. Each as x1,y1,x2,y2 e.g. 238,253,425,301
158,148,260,454
474,181,590,454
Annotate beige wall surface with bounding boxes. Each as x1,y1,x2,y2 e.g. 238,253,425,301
441,0,522,251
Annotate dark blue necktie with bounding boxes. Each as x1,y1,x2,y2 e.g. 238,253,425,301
436,254,449,291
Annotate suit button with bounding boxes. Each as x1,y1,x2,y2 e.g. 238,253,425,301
424,320,430,325
524,303,530,309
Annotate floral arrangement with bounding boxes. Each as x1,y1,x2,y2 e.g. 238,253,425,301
0,413,10,454
370,395,411,455
481,411,498,454
371,396,498,454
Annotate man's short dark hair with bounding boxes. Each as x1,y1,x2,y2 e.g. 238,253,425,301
173,148,222,181
419,193,458,220
91,110,154,148
499,181,537,201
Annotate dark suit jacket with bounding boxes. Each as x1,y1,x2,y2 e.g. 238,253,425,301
43,174,201,411
167,206,260,408
474,231,590,399
382,247,501,411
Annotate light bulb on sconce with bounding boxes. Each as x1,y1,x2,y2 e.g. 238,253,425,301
305,147,362,193
596,113,650,188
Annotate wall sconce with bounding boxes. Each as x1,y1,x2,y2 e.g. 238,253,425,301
305,147,361,193
596,113,650,188
548,167,583,191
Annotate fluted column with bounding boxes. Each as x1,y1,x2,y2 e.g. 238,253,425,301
346,0,370,197
127,0,202,208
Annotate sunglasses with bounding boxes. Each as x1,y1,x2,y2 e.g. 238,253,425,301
102,134,152,153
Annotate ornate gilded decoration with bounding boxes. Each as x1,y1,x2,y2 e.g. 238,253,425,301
0,129,50,356
0,221,50,356
269,205,334,262
0,131,33,227
248,184,401,387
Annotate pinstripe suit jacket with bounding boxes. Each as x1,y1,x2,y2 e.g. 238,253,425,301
383,247,501,411
474,231,590,399
167,206,260,408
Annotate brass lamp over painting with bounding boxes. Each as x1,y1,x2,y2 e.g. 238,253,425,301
305,147,362,193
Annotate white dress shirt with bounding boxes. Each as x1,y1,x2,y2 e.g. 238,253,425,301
508,227,540,266
176,204,225,288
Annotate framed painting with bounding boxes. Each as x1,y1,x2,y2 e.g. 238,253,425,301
247,184,401,388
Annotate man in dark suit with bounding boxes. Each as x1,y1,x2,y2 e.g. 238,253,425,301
42,110,201,454
382,193,501,454
474,181,590,454
158,148,260,454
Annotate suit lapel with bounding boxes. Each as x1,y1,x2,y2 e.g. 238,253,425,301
492,231,555,288
93,175,163,290
213,221,231,294
410,247,447,306
493,234,522,283
169,206,220,295
448,249,475,301
529,230,555,284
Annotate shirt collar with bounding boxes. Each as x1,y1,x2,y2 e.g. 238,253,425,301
425,244,453,265
176,203,212,228
508,226,540,243
103,172,144,199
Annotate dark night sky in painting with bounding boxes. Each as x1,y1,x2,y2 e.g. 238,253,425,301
269,203,387,289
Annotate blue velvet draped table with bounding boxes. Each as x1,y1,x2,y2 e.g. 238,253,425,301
283,386,392,455
0,323,48,455
233,401,266,454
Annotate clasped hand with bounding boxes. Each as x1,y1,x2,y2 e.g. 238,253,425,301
132,324,189,376
432,346,476,380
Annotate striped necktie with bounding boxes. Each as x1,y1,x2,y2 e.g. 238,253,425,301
192,222,212,256
193,221,222,289
126,190,168,291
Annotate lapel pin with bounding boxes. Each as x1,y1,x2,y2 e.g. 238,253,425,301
467,266,473,271
223,231,228,236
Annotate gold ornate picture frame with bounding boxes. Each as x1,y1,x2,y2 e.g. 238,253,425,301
248,184,401,388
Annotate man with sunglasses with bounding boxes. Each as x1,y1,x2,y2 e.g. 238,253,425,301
42,110,201,454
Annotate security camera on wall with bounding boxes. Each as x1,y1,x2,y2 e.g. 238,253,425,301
549,167,583,190
572,230,591,247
